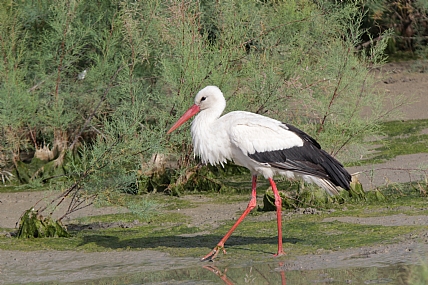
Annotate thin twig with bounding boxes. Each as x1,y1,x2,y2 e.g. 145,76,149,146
317,48,350,134
59,199,95,222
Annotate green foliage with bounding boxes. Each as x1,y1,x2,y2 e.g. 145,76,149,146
16,209,69,238
58,101,163,217
0,0,398,224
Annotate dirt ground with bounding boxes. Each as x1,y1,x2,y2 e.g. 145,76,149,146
1,61,428,284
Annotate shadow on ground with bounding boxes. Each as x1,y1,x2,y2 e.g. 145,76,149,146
78,233,302,254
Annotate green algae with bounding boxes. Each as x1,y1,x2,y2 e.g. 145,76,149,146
353,119,428,165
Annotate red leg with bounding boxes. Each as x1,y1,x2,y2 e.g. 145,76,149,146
268,177,285,256
278,262,287,285
201,175,258,261
203,266,234,285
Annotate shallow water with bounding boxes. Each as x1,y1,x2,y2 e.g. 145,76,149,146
66,262,421,284
2,241,427,284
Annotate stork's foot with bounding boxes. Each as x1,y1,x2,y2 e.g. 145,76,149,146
274,250,286,257
201,245,227,262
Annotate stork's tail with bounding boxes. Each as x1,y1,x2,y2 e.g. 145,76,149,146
317,149,352,195
311,177,342,196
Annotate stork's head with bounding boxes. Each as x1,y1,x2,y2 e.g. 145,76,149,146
194,86,226,111
167,86,226,134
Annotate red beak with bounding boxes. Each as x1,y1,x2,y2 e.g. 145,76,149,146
167,104,200,134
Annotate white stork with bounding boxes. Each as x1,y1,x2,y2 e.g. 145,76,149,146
167,86,351,261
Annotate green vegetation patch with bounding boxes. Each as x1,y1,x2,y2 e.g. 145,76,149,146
212,214,421,260
381,120,428,137
355,119,428,165
16,209,69,238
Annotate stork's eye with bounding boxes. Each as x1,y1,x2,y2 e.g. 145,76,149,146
201,96,207,102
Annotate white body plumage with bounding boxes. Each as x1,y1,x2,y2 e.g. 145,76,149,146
169,86,351,195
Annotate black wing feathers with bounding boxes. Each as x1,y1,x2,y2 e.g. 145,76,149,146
283,124,321,149
248,123,351,190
